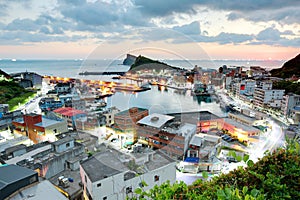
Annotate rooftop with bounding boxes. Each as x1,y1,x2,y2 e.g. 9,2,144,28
81,146,175,182
9,180,67,200
5,145,52,165
49,169,82,199
144,151,175,171
53,107,86,117
162,122,196,136
52,136,73,146
137,113,174,129
115,107,148,117
0,164,37,191
35,117,64,128
228,112,256,123
168,111,221,124
81,150,128,182
223,118,261,132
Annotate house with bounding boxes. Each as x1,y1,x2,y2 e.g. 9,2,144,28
102,107,120,127
8,180,68,200
6,137,86,179
53,107,86,128
184,133,222,172
114,107,149,138
0,164,38,200
10,72,43,89
39,97,64,111
12,114,68,144
137,113,196,160
80,148,176,200
54,83,72,94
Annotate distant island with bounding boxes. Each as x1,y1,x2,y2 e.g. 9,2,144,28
129,55,185,72
123,54,137,66
270,53,300,78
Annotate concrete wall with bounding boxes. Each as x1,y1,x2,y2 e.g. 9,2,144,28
82,162,176,200
42,145,84,179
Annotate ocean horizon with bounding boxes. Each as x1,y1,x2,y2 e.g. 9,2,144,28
0,59,284,78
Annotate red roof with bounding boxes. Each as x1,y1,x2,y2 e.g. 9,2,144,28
53,107,86,117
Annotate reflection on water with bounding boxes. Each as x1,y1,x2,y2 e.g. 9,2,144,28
106,85,225,117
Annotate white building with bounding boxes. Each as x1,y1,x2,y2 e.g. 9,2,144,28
253,81,285,108
103,107,120,127
239,80,256,95
281,94,300,118
80,149,176,200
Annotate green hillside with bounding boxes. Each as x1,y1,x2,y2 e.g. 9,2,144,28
0,80,35,111
129,55,183,72
270,54,300,78
128,139,300,200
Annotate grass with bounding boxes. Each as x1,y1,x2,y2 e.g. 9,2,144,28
8,91,36,111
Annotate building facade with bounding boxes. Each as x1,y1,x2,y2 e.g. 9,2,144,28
80,150,176,200
12,114,68,143
281,94,300,118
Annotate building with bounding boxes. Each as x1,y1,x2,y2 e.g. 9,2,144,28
6,136,86,179
80,148,176,200
0,164,38,200
137,113,196,160
292,106,300,124
8,180,68,200
253,82,285,109
0,109,22,130
54,82,72,94
39,97,64,111
228,112,258,126
10,72,43,89
53,107,87,128
0,104,9,114
281,93,300,118
12,114,68,144
114,107,149,136
103,107,121,127
198,117,261,144
184,133,222,172
239,80,256,96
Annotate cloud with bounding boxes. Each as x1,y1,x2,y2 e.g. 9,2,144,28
256,27,281,41
227,7,300,24
173,21,201,35
253,27,300,47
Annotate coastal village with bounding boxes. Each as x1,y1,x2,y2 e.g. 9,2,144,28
0,54,300,200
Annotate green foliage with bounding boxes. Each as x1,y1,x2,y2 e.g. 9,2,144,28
0,80,36,111
272,80,300,95
128,140,300,200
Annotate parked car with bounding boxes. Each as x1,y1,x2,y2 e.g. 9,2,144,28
227,157,238,163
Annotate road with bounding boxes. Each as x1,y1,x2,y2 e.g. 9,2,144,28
177,91,286,185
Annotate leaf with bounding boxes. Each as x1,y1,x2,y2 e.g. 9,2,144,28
242,186,248,195
247,160,254,167
250,189,259,197
134,188,142,195
243,154,250,163
141,180,148,187
202,171,209,179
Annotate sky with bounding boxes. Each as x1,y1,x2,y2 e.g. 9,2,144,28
0,0,299,60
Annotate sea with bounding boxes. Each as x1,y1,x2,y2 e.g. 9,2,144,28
0,59,285,116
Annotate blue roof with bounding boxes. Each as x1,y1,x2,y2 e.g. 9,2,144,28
184,157,200,163
294,106,300,111
35,117,63,128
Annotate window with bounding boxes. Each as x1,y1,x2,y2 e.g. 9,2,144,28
97,183,101,187
85,175,87,183
103,197,107,200
154,175,159,182
126,186,133,194
66,143,70,148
